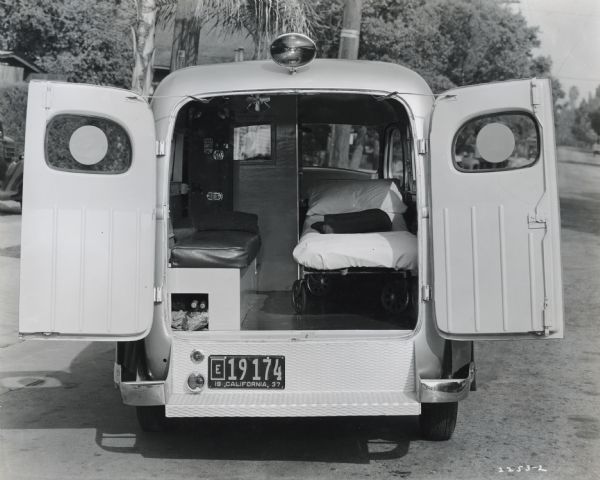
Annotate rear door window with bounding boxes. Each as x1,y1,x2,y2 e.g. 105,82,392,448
453,113,539,172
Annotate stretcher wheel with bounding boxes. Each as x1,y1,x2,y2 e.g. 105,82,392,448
306,274,332,297
292,280,309,314
380,278,410,314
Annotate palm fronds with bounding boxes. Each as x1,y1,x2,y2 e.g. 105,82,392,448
155,0,318,59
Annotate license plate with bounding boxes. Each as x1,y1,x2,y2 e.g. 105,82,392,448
208,355,285,389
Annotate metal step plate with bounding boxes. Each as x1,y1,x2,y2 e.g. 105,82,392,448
167,391,419,417
166,335,418,417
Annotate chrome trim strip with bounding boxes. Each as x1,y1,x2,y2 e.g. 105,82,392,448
120,381,166,406
419,362,475,403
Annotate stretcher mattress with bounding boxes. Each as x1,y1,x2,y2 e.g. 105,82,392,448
293,229,418,272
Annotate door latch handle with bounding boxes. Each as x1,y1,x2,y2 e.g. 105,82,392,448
206,192,224,201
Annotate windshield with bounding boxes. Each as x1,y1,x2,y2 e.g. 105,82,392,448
301,123,380,173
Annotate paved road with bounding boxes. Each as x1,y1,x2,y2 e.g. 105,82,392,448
0,148,599,480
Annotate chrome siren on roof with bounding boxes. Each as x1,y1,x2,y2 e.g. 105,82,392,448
269,33,317,74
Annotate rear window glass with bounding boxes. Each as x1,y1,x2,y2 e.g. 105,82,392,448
301,124,380,172
453,113,539,172
45,114,132,174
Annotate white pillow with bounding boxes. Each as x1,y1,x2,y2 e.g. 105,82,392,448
306,179,407,217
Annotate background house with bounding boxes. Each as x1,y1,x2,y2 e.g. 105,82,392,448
0,51,44,83
153,20,253,87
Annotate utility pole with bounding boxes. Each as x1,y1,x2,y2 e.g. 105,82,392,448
170,0,202,71
331,0,363,168
338,0,362,60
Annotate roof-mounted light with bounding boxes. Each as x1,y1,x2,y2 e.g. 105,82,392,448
270,33,316,74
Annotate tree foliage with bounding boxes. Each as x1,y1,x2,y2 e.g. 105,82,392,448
0,83,28,156
590,110,600,138
0,0,135,88
555,85,600,146
129,0,317,93
314,0,563,99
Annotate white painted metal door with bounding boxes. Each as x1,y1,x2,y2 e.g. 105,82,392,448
429,78,563,338
19,82,156,340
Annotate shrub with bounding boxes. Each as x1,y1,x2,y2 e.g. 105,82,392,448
0,82,28,157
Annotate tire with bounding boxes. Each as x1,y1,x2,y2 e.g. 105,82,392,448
136,406,168,432
419,402,458,441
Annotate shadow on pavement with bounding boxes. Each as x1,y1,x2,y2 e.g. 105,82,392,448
96,416,414,464
0,342,416,464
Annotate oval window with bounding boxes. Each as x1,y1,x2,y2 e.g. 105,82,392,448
46,114,132,174
453,113,539,172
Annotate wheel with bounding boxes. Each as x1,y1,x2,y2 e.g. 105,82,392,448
292,280,309,314
419,402,458,441
380,278,410,314
136,406,168,432
306,274,332,297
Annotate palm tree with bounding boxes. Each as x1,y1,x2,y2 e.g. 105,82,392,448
130,0,317,95
215,0,318,60
131,0,157,96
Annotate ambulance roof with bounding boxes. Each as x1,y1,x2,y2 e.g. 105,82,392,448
151,59,434,124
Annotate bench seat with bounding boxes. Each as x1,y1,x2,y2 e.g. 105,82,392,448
170,230,261,269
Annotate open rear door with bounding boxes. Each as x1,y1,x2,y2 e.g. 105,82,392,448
19,82,156,340
430,78,563,339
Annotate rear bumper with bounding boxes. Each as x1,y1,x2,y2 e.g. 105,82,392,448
120,380,166,406
419,362,476,403
119,377,477,408
117,362,476,409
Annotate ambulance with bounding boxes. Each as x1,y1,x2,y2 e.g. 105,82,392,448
19,34,563,440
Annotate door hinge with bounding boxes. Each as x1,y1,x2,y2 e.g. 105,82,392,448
154,205,167,221
530,80,541,110
527,214,547,229
44,83,52,110
542,297,551,336
154,287,163,303
421,285,431,302
417,138,428,155
155,141,166,157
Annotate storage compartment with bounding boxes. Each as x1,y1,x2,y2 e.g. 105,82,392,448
167,265,257,331
171,293,209,331
168,92,418,331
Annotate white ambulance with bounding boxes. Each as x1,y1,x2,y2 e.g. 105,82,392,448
19,34,563,440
